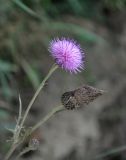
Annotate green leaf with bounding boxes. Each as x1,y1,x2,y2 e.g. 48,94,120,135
0,72,15,100
12,0,41,19
0,60,17,73
46,22,105,43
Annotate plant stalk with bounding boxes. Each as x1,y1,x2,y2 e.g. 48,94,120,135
30,105,64,134
4,64,58,160
19,64,58,130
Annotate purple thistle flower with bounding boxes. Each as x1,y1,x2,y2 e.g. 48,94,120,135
49,38,85,73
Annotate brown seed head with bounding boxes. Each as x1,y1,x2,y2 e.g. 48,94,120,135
61,85,104,110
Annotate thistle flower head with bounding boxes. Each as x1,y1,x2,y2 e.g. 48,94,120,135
49,38,84,73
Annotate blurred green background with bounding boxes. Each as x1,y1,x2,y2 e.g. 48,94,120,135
0,0,126,159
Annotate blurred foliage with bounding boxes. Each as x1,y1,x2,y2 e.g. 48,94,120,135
0,60,18,100
104,0,126,10
12,0,105,43
15,0,126,19
83,68,97,85
0,0,126,102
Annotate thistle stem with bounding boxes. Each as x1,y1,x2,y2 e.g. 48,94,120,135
15,105,64,159
30,105,64,134
19,64,58,130
4,64,58,160
6,105,64,160
15,147,32,160
4,143,18,160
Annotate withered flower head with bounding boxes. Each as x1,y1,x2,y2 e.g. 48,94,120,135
61,85,104,110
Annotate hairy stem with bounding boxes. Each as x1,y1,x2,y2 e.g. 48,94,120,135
15,105,64,159
6,105,64,160
4,143,18,160
15,147,33,160
30,105,64,134
4,64,58,160
19,64,58,130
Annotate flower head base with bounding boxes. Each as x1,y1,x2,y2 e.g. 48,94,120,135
49,38,84,73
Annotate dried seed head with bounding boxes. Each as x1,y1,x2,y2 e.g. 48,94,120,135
61,85,104,110
61,91,78,110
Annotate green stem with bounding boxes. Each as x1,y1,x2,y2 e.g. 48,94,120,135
19,64,58,133
5,105,64,160
15,147,32,160
30,105,64,134
15,105,64,159
4,143,18,160
4,64,58,160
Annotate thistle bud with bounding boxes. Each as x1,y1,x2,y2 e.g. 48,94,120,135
61,85,104,110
